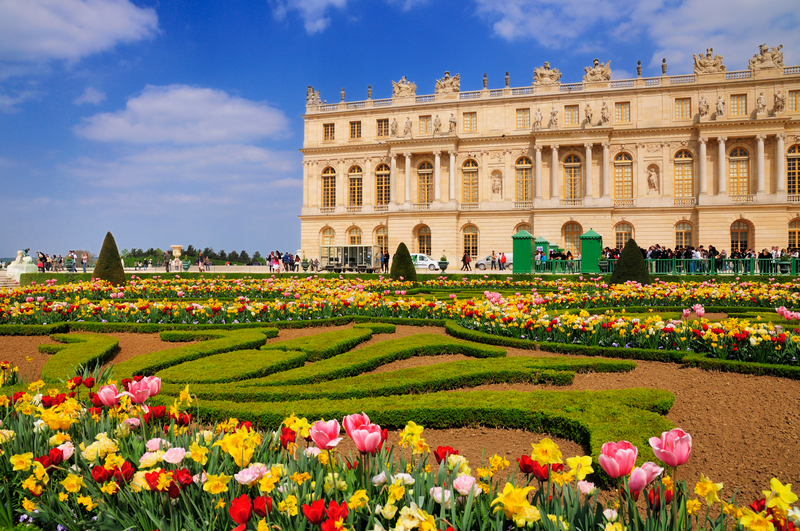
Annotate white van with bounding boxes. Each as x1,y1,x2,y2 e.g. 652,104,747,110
410,253,440,271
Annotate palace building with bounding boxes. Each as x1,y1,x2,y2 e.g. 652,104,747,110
299,45,800,262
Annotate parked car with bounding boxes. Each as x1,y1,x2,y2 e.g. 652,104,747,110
410,253,440,271
474,253,513,271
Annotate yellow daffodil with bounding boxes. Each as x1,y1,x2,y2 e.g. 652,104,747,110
764,479,798,511
740,509,775,531
531,438,563,466
695,474,723,505
566,455,594,481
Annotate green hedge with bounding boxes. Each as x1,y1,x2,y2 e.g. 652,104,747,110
262,328,372,362
157,349,307,384
114,329,271,378
39,333,119,382
353,322,396,334
681,353,800,379
0,323,70,336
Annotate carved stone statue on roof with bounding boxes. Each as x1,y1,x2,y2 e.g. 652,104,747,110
699,95,709,117
392,76,417,98
403,117,412,137
435,71,460,94
756,92,767,114
693,48,726,74
600,101,610,124
548,106,558,129
583,58,611,82
775,91,787,114
448,113,457,134
585,103,593,125
716,95,725,117
533,108,542,131
433,115,442,135
306,86,321,106
533,61,562,86
390,118,399,137
749,43,784,71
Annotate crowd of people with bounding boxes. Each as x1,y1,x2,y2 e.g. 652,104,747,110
35,250,88,273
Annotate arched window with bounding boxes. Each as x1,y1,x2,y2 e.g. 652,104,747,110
729,147,750,196
789,220,800,249
417,226,431,256
418,161,433,204
321,227,335,260
462,159,479,203
564,222,582,254
614,152,633,199
674,150,694,198
615,223,633,249
322,167,336,208
788,145,800,196
730,220,749,252
376,226,388,255
375,164,390,206
515,157,532,202
675,222,693,249
516,223,532,234
348,166,362,206
348,227,362,245
463,226,478,259
564,154,582,200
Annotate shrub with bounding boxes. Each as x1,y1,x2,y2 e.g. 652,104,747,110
157,349,307,384
353,322,396,334
261,328,373,362
0,323,70,336
92,232,126,286
609,238,650,285
39,333,119,382
390,242,417,282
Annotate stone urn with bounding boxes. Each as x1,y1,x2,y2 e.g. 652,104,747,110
301,260,310,272
438,260,449,272
171,245,183,259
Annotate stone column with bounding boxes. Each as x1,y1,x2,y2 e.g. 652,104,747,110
433,151,441,201
584,143,593,199
404,153,412,203
756,135,766,193
550,145,560,200
337,160,345,206
302,161,309,207
717,137,727,194
602,142,611,197
698,137,707,195
777,133,787,192
448,151,456,200
364,158,372,206
390,154,398,204
534,145,543,199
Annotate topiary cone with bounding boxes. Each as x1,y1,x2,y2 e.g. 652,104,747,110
390,242,417,282
609,237,650,285
93,232,126,286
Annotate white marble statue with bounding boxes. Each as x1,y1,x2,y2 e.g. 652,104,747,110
583,58,611,82
392,76,417,98
600,101,610,124
435,71,460,94
693,48,726,74
533,108,543,131
533,61,562,86
448,113,457,133
306,86,321,106
749,43,784,71
492,173,503,194
585,104,593,125
403,117,412,136
548,107,558,129
433,115,441,135
716,95,726,117
699,95,709,117
647,168,660,194
390,118,399,136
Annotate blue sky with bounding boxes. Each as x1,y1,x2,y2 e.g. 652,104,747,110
1,0,798,258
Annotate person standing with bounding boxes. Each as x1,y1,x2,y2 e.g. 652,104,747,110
499,252,507,271
491,251,497,270
81,252,88,273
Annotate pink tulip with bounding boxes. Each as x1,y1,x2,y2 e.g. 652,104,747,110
142,376,161,397
598,441,638,479
682,308,691,318
309,419,343,450
124,379,152,404
342,412,370,438
350,424,383,455
96,384,121,407
649,428,692,467
628,462,663,492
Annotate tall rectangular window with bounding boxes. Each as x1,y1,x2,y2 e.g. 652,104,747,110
463,112,477,132
375,164,391,206
323,123,335,141
615,102,631,123
675,98,691,119
564,105,579,125
614,164,633,198
349,121,361,139
419,116,432,134
322,174,336,208
376,119,389,137
348,176,362,206
516,109,530,128
789,91,799,112
730,95,747,116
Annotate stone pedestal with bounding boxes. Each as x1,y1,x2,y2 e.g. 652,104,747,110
7,256,37,283
171,245,183,259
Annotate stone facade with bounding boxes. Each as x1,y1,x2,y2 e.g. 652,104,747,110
300,46,800,262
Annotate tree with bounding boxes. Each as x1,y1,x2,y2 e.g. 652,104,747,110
218,250,226,261
185,245,197,258
120,249,130,258
227,251,240,263
609,238,650,285
253,251,262,260
239,250,250,263
390,242,417,281
203,247,215,260
93,232,126,286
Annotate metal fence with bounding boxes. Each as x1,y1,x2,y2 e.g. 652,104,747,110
598,258,800,276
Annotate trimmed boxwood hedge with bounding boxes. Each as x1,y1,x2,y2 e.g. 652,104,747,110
261,328,373,362
157,349,307,384
39,333,119,382
352,322,396,334
0,323,70,336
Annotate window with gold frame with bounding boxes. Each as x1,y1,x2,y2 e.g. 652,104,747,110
516,109,530,128
376,119,389,138
376,227,388,255
790,91,799,113
462,159,479,203
418,226,431,256
788,145,800,196
728,147,750,196
564,105,579,126
463,225,478,259
349,121,361,139
614,152,633,198
321,228,335,259
790,220,800,249
348,166,362,206
349,227,362,245
730,220,749,251
674,150,694,198
323,123,335,141
615,223,633,249
322,167,336,207
675,98,691,119
417,161,433,204
675,222,693,249
375,163,390,206
564,154,582,200
515,157,532,201
564,222,582,254
419,116,432,135
615,102,631,123
463,112,477,132
516,223,532,235
730,95,747,116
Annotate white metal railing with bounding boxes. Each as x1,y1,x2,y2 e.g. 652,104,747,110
512,87,535,95
460,91,481,100
788,195,800,203
514,201,533,210
320,104,338,111
346,206,362,213
670,75,695,84
613,198,635,207
416,95,435,103
725,70,751,80
561,83,583,92
373,99,392,107
611,80,635,88
319,207,335,214
785,67,800,75
490,89,503,97
459,202,480,210
644,78,661,86
730,194,755,203
673,197,696,206
347,101,365,109
561,199,583,206
412,202,430,210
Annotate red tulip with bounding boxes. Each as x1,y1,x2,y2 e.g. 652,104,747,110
434,446,458,464
112,461,135,483
280,427,296,449
302,499,326,525
92,465,112,483
174,468,193,487
34,456,51,469
229,495,252,525
254,496,272,518
168,483,181,499
326,500,348,522
750,498,766,512
82,377,95,389
647,486,674,511
66,376,82,390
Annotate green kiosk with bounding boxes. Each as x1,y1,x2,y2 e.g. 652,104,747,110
511,230,534,273
579,228,604,274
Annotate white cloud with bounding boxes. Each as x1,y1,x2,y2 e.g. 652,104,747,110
74,85,291,144
74,86,105,104
272,0,348,34
612,69,634,80
0,89,39,112
386,0,429,11
0,0,158,64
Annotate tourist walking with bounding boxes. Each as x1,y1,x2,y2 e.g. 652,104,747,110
81,252,88,273
461,252,471,271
